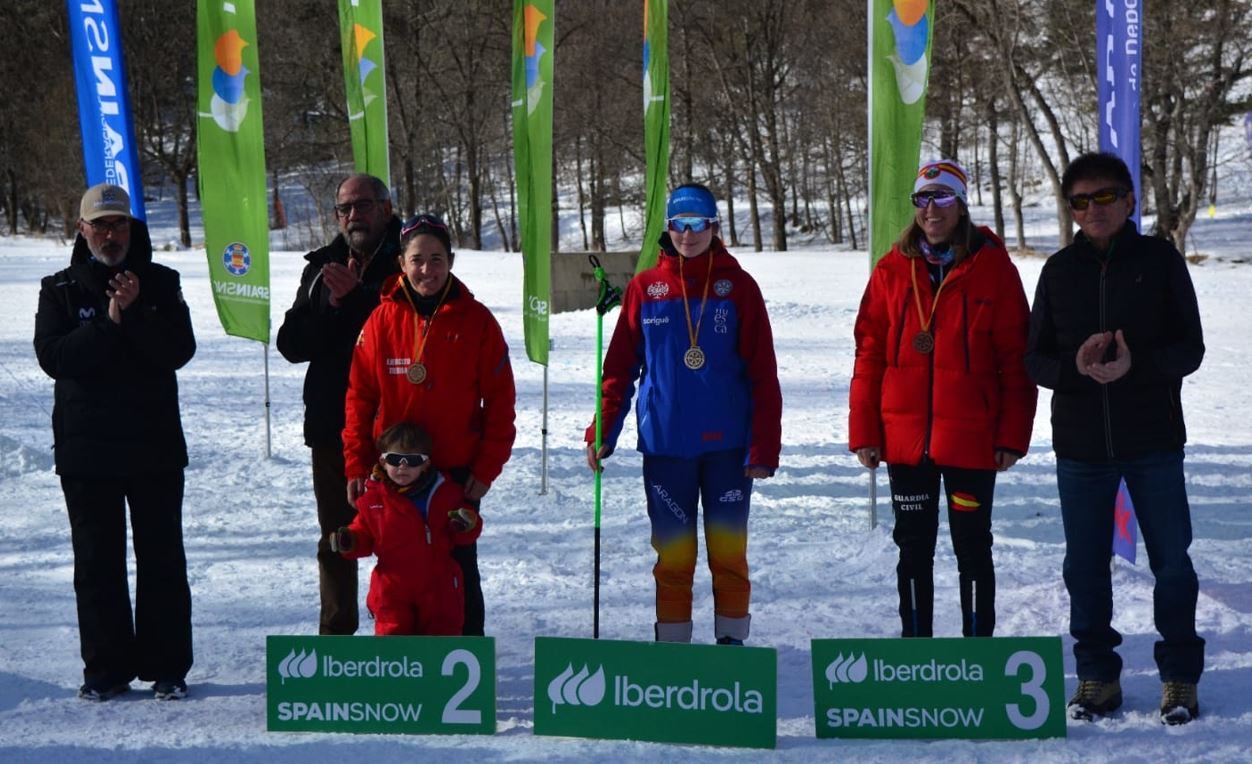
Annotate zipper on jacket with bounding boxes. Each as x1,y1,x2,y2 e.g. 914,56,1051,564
1099,259,1115,459
894,293,909,366
961,294,971,373
426,527,432,545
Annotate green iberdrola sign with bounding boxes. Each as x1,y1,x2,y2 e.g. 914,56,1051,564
266,636,495,735
533,637,776,749
812,637,1066,739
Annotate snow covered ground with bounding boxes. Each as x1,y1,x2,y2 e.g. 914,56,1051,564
1,186,1250,762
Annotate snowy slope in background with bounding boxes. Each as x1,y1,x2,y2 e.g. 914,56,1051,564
1,165,1250,761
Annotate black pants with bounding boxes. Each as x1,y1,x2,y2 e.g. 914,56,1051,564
311,443,359,635
448,466,485,636
888,462,996,637
61,470,193,687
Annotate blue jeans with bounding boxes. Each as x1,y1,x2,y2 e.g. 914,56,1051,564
1057,449,1204,683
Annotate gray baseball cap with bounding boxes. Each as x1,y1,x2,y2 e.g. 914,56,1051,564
79,183,134,221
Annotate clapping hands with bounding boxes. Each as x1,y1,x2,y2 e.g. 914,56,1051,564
1076,330,1132,384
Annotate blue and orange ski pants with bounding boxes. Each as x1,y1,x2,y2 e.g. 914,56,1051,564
643,448,752,624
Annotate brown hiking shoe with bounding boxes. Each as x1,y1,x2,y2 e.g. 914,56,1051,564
1067,679,1123,721
1160,682,1199,725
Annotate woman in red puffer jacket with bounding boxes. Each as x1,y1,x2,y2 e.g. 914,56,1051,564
849,159,1036,638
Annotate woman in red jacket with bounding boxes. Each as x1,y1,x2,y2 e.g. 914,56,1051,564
343,214,516,636
849,160,1036,638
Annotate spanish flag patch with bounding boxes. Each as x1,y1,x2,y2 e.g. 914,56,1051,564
950,492,981,511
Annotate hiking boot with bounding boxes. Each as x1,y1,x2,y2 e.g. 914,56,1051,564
716,637,744,646
1160,682,1198,725
1066,679,1122,721
153,679,188,701
78,681,130,702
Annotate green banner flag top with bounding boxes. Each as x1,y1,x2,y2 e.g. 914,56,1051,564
636,0,670,273
512,0,554,366
868,0,934,266
196,0,270,343
338,0,390,187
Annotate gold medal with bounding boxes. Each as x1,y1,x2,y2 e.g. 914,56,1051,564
679,252,715,372
406,362,428,384
912,331,934,354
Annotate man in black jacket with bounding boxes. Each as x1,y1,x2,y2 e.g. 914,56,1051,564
34,184,196,701
1025,153,1205,726
277,174,400,635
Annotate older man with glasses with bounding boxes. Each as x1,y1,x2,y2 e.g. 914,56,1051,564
35,183,196,701
277,173,401,635
1025,152,1206,726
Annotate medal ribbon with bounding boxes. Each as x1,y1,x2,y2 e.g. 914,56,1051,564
399,273,454,369
678,252,715,351
909,257,949,339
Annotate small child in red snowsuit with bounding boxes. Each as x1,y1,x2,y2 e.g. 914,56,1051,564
330,423,481,636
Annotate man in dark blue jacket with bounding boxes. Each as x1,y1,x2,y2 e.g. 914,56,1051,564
34,184,196,702
1025,153,1205,725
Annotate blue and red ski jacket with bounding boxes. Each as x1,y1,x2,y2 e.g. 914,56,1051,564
587,238,782,469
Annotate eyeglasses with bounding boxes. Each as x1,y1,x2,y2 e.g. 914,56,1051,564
86,218,130,234
381,452,430,468
334,199,382,217
1067,187,1129,211
910,190,960,209
401,213,449,239
666,216,717,234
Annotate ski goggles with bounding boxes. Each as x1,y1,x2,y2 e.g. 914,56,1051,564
400,213,449,239
1067,187,1129,211
667,216,718,234
910,190,961,209
381,452,430,468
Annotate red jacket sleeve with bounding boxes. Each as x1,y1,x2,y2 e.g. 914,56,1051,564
991,259,1037,455
468,307,516,486
341,493,378,559
343,311,383,481
737,275,782,469
849,262,891,452
585,278,645,452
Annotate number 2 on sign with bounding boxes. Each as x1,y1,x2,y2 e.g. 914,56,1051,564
441,649,482,724
1004,650,1048,730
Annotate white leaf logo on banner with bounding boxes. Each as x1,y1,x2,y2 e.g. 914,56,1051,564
825,652,868,686
547,663,607,713
277,648,318,683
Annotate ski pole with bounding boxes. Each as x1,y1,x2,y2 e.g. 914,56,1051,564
869,465,878,530
589,255,622,639
970,578,978,637
909,577,919,637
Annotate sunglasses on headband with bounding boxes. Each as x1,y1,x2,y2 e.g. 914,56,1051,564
667,216,718,234
401,213,449,239
910,190,961,209
381,452,430,468
1067,187,1129,212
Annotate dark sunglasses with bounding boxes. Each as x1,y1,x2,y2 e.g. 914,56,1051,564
1067,187,1129,211
381,452,430,468
667,216,717,234
401,213,449,239
910,190,960,209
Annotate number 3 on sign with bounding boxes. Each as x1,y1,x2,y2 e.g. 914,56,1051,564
1004,650,1048,730
441,649,482,724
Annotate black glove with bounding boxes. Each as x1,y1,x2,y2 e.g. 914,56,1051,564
329,527,354,553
